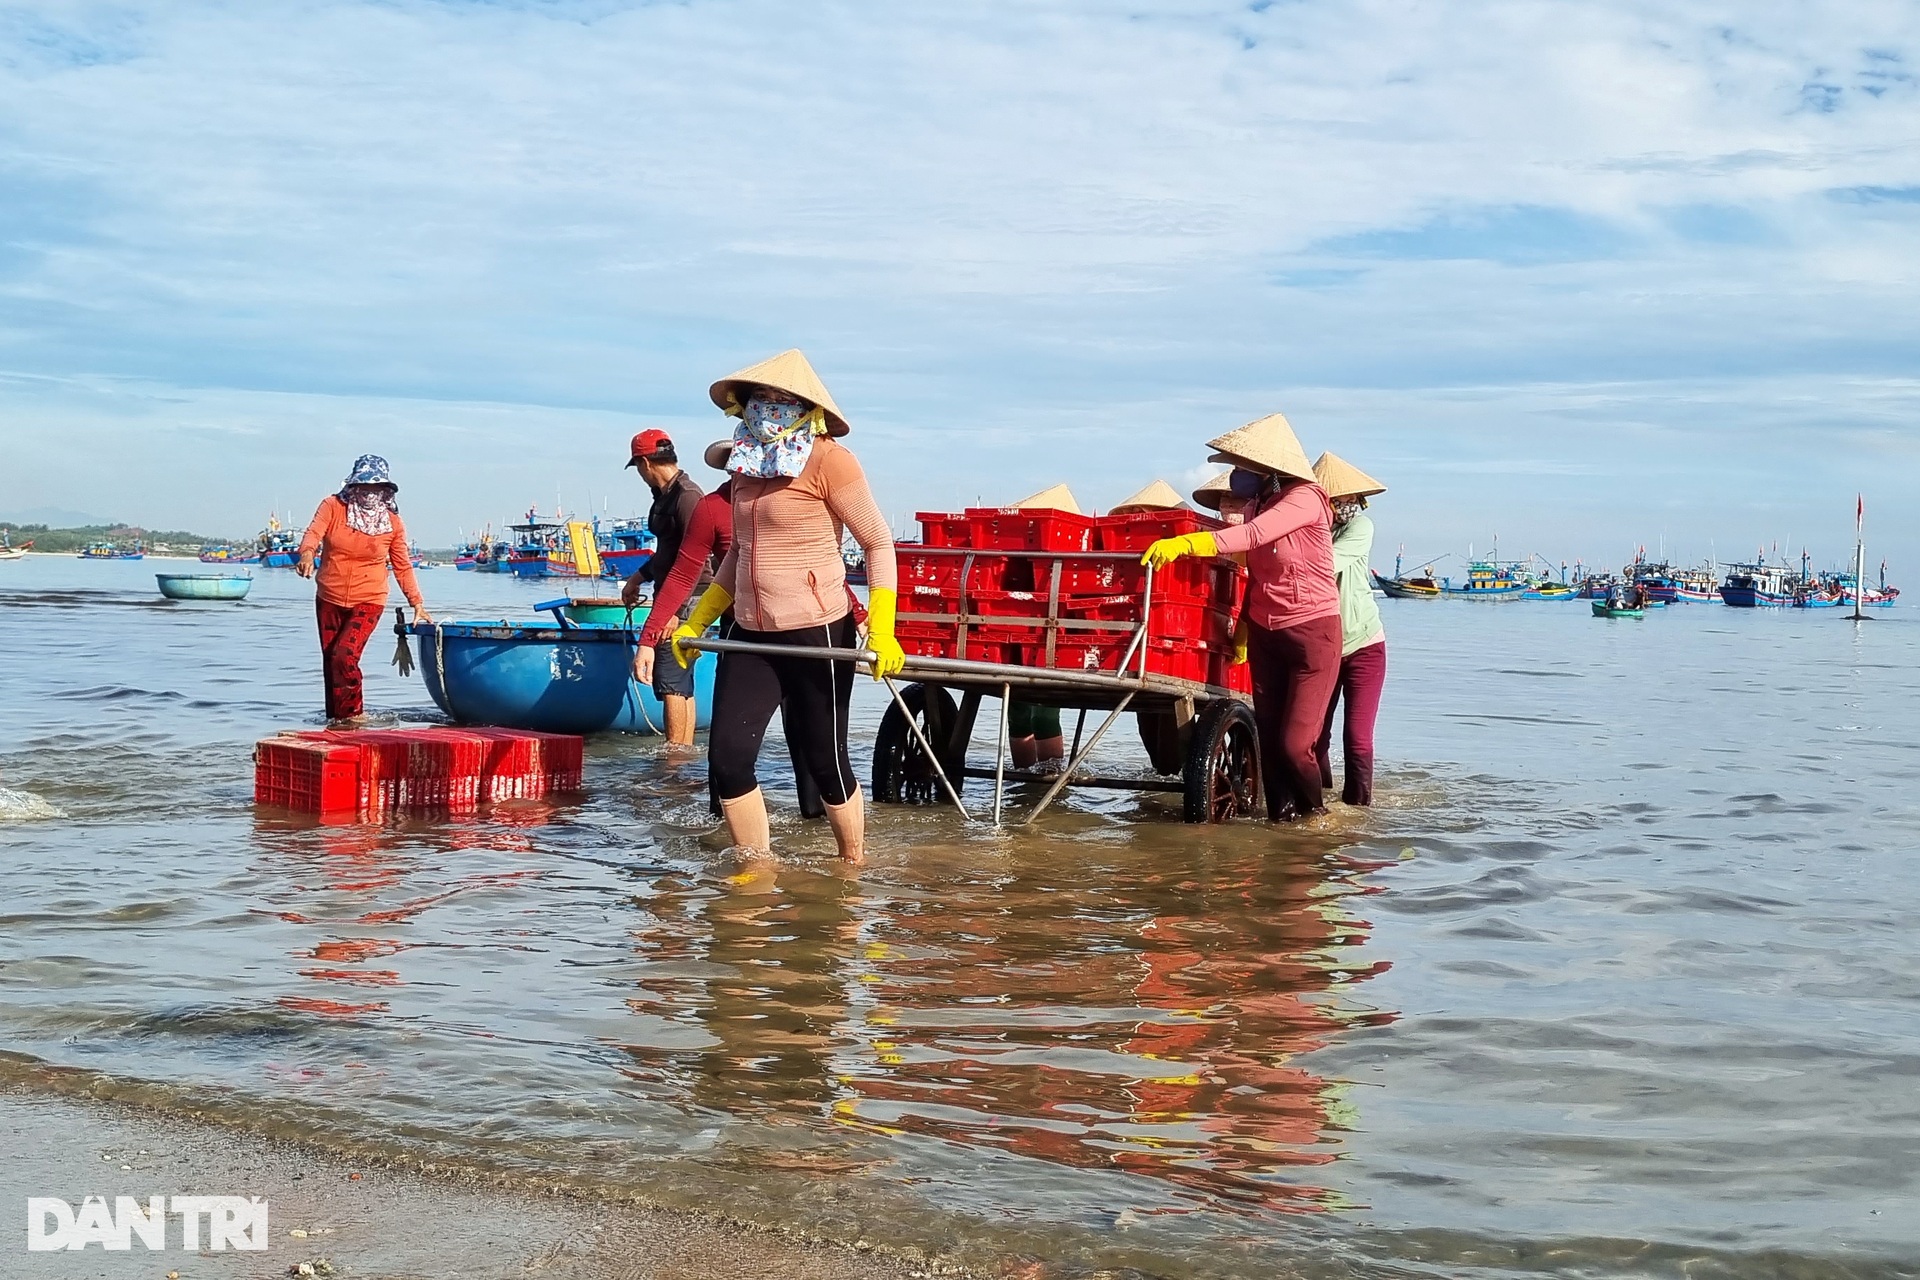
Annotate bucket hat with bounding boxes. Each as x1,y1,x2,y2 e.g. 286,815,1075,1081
1205,412,1316,484
1312,452,1387,500
1109,479,1185,514
342,454,396,490
709,349,850,437
702,440,732,471
1190,470,1233,511
1013,484,1082,515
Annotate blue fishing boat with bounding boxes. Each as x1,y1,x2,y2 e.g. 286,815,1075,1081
156,573,252,601
412,619,715,734
257,516,301,567
78,540,144,560
596,517,654,582
1442,561,1527,599
1719,561,1793,607
198,544,260,564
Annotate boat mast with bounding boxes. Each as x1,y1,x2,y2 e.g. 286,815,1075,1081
1850,495,1868,622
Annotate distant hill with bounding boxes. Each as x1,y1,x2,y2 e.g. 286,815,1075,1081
0,521,244,556
0,506,115,528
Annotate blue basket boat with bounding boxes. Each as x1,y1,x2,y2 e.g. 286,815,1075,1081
411,620,714,735
156,573,253,601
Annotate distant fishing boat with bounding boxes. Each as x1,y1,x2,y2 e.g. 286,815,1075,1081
596,517,654,582
1625,555,1681,605
843,545,869,588
257,514,300,567
1522,580,1579,601
1442,560,1527,599
1592,597,1645,619
1719,560,1794,607
0,534,31,561
1371,549,1442,598
198,543,260,564
156,572,252,601
1672,566,1718,602
78,539,144,560
454,529,512,572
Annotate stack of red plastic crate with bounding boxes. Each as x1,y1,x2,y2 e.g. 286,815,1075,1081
254,726,585,818
899,505,1251,693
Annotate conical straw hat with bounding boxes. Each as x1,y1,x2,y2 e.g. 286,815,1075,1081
1109,479,1185,514
1013,484,1081,515
1190,470,1233,511
1312,451,1386,500
1205,412,1315,483
709,349,850,437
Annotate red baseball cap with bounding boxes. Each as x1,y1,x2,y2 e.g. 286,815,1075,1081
625,429,675,468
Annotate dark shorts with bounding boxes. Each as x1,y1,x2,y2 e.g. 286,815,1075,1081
652,639,697,699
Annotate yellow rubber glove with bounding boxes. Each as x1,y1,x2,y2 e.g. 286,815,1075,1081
1232,614,1250,665
863,586,907,681
1140,530,1218,568
671,583,732,668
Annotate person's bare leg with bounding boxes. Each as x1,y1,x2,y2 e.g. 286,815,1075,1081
822,788,866,865
1010,736,1038,769
663,695,696,746
718,787,771,855
1034,735,1066,774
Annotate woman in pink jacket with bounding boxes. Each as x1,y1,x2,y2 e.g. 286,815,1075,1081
1145,414,1340,822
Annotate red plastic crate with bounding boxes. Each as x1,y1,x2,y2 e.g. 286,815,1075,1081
1094,508,1224,553
915,512,973,548
346,731,486,815
899,546,1008,595
964,507,1095,553
255,738,362,814
1064,592,1235,648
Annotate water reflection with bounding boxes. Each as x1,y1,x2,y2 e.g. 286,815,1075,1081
617,841,1395,1213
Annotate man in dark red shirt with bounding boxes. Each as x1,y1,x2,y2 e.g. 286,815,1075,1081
622,429,705,745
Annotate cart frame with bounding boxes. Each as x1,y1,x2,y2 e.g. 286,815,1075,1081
682,549,1261,826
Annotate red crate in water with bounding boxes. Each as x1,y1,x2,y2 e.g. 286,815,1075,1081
1093,508,1225,553
254,738,362,814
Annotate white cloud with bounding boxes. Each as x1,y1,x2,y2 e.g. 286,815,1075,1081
1,1,1917,562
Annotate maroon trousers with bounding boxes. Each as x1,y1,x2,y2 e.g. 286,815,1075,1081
1316,639,1387,806
316,598,385,720
1245,613,1344,822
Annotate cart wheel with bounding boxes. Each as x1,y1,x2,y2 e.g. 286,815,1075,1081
1182,700,1261,823
873,684,963,805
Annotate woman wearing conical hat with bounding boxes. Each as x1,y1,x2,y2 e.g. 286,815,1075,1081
1192,470,1252,526
668,350,901,864
1143,413,1341,822
1311,453,1388,807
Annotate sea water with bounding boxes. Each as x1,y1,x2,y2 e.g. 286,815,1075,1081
1,555,1915,1278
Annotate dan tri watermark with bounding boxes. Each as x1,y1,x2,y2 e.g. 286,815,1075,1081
26,1196,269,1252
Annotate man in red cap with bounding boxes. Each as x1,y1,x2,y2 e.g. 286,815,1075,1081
621,428,706,745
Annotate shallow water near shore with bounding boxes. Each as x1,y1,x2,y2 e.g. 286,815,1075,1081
2,555,1917,1278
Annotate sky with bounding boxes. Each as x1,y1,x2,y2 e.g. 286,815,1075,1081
1,0,1917,571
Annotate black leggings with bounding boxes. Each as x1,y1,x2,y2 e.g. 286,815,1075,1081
710,615,859,806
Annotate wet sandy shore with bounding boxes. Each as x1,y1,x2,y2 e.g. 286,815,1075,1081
0,1088,975,1280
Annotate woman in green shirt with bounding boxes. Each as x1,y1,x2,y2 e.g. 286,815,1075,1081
1312,453,1388,806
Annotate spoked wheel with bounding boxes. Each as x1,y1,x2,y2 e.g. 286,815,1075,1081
1182,699,1261,823
872,684,963,805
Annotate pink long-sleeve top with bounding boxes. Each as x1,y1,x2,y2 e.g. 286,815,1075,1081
1208,480,1339,631
716,438,897,633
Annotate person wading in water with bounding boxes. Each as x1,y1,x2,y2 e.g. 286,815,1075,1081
1311,452,1389,807
620,429,705,747
1144,414,1339,823
669,349,902,864
296,455,432,726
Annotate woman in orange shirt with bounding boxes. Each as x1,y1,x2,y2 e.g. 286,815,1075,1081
295,455,432,724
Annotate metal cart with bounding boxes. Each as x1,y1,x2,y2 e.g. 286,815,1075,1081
685,548,1262,826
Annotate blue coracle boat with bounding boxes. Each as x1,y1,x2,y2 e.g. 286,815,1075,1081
411,620,715,734
156,573,252,601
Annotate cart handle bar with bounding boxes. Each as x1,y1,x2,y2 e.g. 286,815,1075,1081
680,636,1151,694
